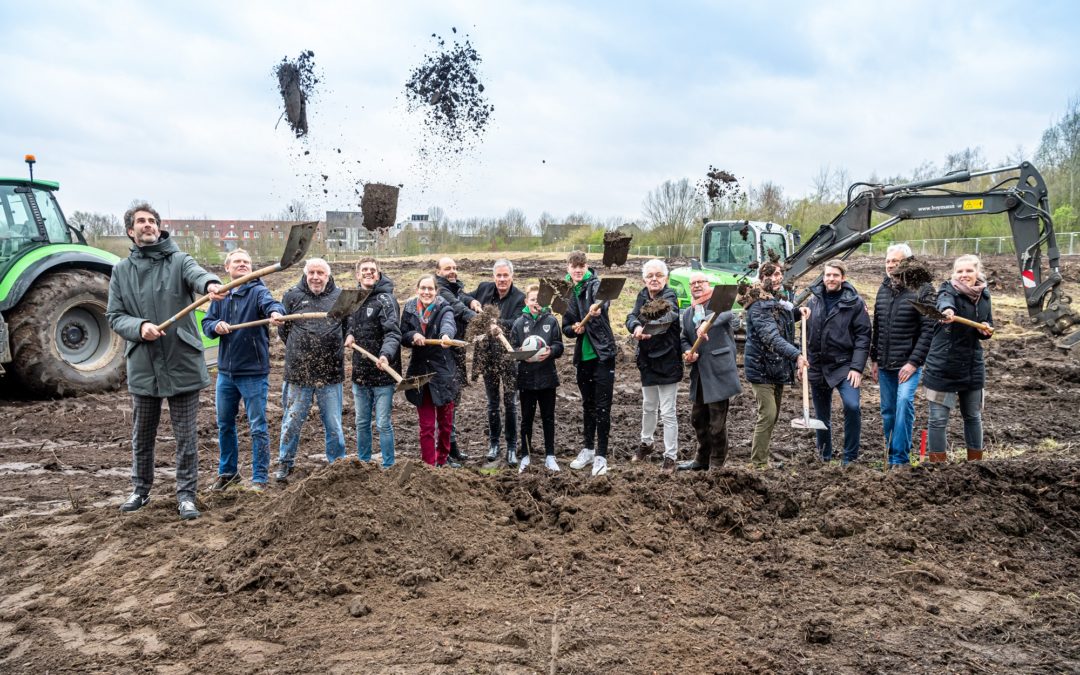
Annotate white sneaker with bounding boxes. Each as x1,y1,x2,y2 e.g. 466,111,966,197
570,448,595,470
545,456,561,472
518,455,531,474
591,455,608,477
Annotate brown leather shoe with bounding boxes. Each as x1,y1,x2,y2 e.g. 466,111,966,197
966,449,983,461
928,452,948,463
632,442,653,463
661,457,676,472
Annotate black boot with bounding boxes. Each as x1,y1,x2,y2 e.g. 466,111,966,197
708,444,728,470
507,447,518,467
677,446,710,471
485,444,500,462
449,440,469,462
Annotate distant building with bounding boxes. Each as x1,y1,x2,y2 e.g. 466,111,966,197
326,211,377,251
162,219,326,252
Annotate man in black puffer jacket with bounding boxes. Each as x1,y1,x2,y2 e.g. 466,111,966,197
468,259,527,465
868,245,935,468
625,259,683,471
275,259,349,481
742,262,806,468
805,259,872,465
344,257,401,468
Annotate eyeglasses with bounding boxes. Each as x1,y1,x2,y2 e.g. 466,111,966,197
689,280,709,286
643,273,665,280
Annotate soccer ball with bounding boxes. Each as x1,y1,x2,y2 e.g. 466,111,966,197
521,334,547,362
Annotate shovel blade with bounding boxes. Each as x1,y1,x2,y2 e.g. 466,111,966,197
506,349,540,361
708,284,740,314
907,299,944,321
327,288,371,319
397,373,433,392
791,416,828,431
537,279,557,307
595,276,626,301
551,296,569,315
280,221,320,269
642,316,677,336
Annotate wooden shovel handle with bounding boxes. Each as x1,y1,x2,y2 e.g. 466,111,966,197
800,316,810,413
496,332,515,352
686,315,718,357
949,315,994,335
423,338,469,348
572,302,602,332
350,343,404,383
226,312,325,332
156,262,282,331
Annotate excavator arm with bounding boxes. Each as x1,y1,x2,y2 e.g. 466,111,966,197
783,162,1080,346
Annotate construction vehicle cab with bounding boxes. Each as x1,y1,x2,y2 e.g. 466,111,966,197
668,220,796,308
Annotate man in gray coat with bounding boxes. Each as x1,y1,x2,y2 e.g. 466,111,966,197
677,273,741,471
106,203,224,520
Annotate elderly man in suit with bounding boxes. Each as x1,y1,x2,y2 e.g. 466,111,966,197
677,273,741,471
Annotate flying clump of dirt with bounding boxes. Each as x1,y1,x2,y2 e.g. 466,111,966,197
893,256,936,290
602,230,633,267
404,30,495,153
275,50,320,138
360,183,401,231
698,166,742,205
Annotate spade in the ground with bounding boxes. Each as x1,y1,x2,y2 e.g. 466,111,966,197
602,229,633,267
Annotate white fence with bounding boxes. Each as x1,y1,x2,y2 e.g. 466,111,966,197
546,232,1080,260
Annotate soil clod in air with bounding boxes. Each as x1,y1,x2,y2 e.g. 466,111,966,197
360,183,400,231
893,256,935,290
275,50,319,138
699,166,742,205
602,229,633,267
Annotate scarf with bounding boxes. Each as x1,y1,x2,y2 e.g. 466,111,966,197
951,278,986,305
417,298,437,331
566,269,594,296
692,292,712,326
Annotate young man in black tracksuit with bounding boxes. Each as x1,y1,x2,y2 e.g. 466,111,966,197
562,250,617,476
511,284,564,473
468,259,526,465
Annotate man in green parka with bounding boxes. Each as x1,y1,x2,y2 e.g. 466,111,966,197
106,203,225,520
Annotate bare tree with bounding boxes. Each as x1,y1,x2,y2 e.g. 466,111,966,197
278,199,313,221
642,178,704,246
69,211,122,238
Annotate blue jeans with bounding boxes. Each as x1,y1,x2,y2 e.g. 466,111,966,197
278,382,346,467
879,367,922,466
811,378,862,464
216,372,271,483
928,390,983,453
353,383,395,467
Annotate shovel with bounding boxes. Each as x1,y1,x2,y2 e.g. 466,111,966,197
156,221,320,331
349,343,432,392
538,278,571,315
909,300,994,335
642,316,678,336
224,288,370,331
571,277,626,331
684,284,739,357
791,315,827,431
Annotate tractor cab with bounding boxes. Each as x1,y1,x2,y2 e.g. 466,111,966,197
0,178,73,265
668,220,795,308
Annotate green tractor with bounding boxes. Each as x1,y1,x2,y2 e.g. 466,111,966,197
668,220,796,308
0,155,216,397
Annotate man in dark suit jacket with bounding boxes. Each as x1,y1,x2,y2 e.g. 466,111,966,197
677,272,742,471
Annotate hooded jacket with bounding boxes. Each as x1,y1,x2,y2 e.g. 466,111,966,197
435,275,476,340
625,285,683,386
279,273,348,387
743,286,801,385
201,280,286,378
401,295,459,407
510,307,564,390
347,274,402,388
922,281,993,392
561,268,617,363
870,275,936,371
106,231,220,397
805,279,872,388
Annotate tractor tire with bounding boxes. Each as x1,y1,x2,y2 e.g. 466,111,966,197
8,269,125,397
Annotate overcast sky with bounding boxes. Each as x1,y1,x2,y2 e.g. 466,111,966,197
4,0,1079,224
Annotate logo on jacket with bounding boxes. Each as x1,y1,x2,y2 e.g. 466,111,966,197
366,307,374,317
542,325,550,333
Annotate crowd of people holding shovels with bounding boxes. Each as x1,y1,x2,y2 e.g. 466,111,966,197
106,202,994,520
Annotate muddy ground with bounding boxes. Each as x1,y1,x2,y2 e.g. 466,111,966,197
1,254,1079,673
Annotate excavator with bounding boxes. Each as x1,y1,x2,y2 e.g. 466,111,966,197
780,161,1080,347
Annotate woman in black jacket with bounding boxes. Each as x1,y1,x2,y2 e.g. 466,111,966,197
922,255,994,463
510,284,565,473
401,275,458,466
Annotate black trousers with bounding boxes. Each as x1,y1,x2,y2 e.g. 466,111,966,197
690,388,730,466
484,369,518,450
576,357,615,457
519,388,556,457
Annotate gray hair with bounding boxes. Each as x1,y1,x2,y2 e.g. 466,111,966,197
886,243,913,259
642,258,668,279
304,257,331,274
493,259,513,275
